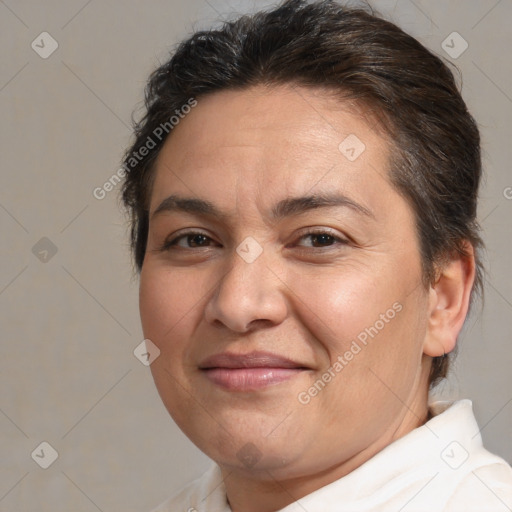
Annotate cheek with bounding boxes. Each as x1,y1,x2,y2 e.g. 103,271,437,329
139,265,205,425
139,264,203,352
289,262,427,402
289,265,400,357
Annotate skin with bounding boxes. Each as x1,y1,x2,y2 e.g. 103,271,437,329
139,84,475,512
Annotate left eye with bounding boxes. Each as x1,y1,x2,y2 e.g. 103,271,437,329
294,231,348,248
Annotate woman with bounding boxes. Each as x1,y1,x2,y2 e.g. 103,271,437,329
121,1,512,510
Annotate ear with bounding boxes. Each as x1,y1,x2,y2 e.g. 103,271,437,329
423,242,476,357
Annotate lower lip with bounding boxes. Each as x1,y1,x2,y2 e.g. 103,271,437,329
202,368,305,391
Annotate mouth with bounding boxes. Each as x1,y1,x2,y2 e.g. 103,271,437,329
198,351,309,391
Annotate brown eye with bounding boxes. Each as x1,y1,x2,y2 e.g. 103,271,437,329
159,231,218,251
295,230,349,249
308,233,336,247
182,233,211,247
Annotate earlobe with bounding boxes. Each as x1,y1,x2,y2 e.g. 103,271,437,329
423,243,476,357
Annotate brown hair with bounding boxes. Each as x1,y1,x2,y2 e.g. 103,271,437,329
121,0,483,388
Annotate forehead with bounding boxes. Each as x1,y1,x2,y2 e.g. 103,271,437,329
149,84,393,215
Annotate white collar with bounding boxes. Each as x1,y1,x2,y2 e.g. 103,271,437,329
192,400,500,511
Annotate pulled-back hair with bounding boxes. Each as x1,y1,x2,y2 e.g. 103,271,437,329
121,0,483,387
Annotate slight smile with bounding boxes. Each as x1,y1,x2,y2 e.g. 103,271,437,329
198,351,310,391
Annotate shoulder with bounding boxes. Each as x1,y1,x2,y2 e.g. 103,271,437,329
416,399,512,510
444,455,512,511
149,481,199,512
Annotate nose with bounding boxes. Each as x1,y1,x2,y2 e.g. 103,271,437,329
204,243,289,333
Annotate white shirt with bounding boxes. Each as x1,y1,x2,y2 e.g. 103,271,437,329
151,399,512,511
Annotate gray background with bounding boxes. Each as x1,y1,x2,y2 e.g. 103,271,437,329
1,1,511,511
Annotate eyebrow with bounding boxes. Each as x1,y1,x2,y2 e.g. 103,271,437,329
151,192,375,222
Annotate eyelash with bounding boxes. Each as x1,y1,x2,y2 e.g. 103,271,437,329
157,229,349,252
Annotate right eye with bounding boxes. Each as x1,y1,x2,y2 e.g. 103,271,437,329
158,230,220,251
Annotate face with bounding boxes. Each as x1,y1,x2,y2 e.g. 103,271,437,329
139,84,431,480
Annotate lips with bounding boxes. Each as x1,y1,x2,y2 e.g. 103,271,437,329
199,351,309,391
